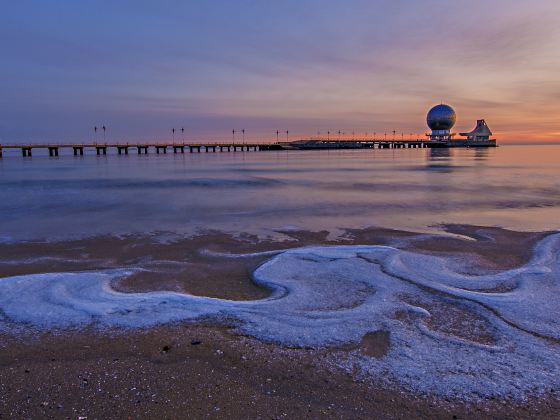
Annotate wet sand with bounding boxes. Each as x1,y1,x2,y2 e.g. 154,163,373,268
0,225,558,418
2,325,559,419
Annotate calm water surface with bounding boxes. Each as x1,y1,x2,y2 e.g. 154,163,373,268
0,145,559,241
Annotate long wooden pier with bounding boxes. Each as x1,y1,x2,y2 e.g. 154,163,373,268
0,142,283,157
0,138,486,158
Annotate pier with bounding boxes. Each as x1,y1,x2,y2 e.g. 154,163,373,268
0,142,283,158
0,138,495,158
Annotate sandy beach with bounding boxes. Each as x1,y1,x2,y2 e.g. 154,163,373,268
0,225,559,418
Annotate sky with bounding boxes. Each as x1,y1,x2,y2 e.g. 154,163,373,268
1,0,560,143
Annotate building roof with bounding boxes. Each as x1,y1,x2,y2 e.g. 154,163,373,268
460,119,493,137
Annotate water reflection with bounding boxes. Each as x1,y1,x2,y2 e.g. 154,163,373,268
426,148,453,172
473,147,489,161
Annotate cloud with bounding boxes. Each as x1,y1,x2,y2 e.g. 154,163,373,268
1,0,560,142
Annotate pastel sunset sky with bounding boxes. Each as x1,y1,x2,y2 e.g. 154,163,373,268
1,0,559,143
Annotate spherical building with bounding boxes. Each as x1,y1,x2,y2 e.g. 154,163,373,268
426,104,456,141
427,104,456,130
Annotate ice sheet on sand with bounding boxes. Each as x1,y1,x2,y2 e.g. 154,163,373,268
1,235,560,400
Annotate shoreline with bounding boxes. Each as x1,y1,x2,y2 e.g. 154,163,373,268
0,225,558,417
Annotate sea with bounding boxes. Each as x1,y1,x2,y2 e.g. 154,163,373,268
0,144,559,242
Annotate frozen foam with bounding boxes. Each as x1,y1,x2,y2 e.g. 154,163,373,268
1,235,560,400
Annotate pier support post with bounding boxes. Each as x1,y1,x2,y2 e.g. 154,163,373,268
22,147,32,157
48,147,59,157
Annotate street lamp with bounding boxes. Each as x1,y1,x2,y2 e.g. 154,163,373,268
232,129,236,145
242,129,245,144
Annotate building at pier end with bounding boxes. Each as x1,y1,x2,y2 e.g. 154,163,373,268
426,104,496,147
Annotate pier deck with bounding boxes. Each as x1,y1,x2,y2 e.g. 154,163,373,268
0,143,282,157
0,139,495,158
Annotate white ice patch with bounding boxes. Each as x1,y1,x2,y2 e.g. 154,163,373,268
1,235,560,400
